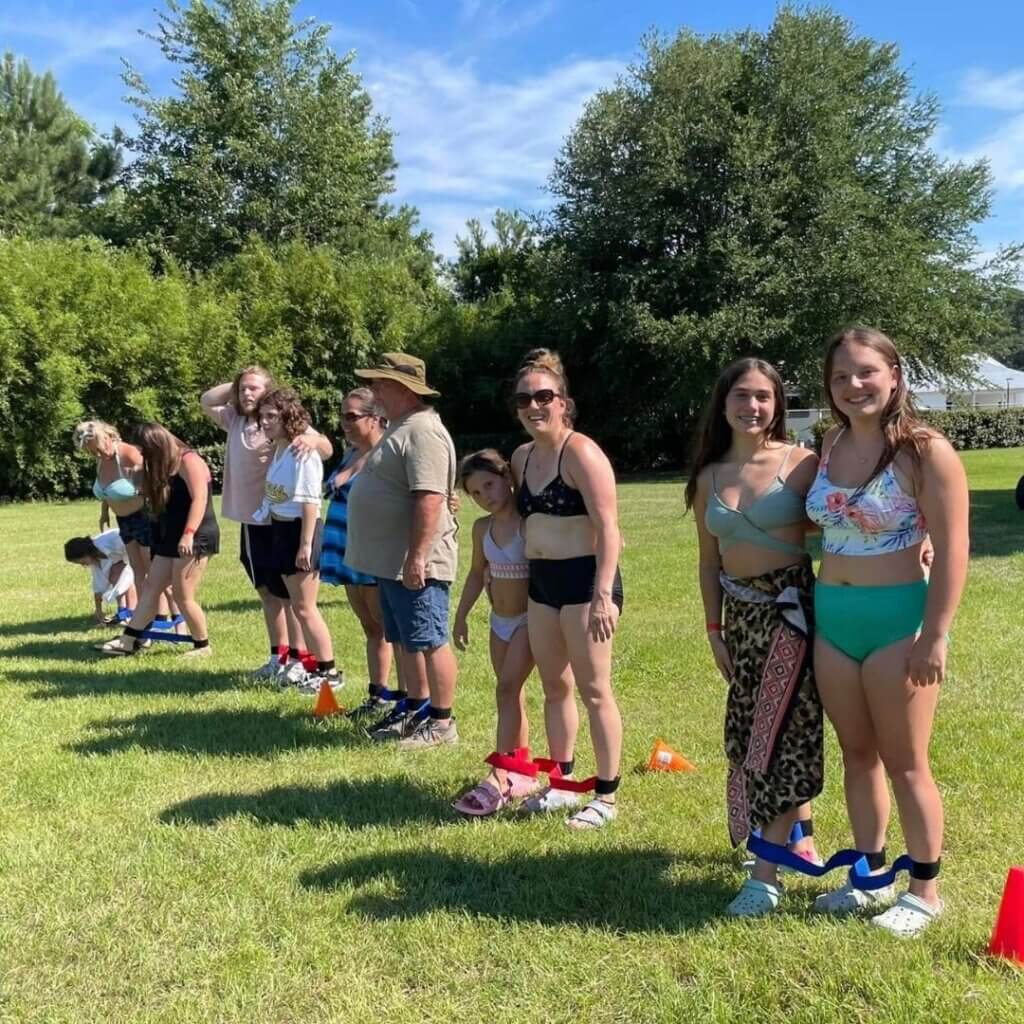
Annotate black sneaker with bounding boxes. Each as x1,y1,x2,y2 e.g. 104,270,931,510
367,703,428,742
347,694,390,724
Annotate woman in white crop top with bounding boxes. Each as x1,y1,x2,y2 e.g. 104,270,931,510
451,449,559,816
254,388,340,694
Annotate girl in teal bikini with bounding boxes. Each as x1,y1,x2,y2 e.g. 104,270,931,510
807,326,969,937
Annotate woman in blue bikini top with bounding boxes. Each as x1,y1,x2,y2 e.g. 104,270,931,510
686,357,824,916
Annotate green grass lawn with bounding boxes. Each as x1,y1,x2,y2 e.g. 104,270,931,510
1,449,1023,1023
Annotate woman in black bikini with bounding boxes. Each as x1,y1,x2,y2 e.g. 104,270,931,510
97,423,219,657
510,349,624,830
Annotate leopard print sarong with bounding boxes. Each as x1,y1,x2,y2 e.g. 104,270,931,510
722,560,823,846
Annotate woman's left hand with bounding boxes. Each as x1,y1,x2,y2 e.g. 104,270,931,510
296,543,312,572
588,592,618,643
908,631,946,686
178,533,194,557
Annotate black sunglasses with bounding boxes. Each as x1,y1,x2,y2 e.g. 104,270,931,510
342,411,374,423
512,389,560,409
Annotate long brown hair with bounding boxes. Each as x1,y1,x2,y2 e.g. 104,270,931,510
232,365,274,410
684,359,788,510
823,326,932,484
135,422,185,514
515,348,576,426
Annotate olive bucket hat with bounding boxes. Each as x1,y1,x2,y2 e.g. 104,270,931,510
353,353,440,397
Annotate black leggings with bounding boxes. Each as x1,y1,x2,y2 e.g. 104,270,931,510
528,556,624,611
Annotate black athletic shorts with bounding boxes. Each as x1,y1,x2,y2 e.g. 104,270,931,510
261,517,323,600
528,555,624,611
239,522,277,591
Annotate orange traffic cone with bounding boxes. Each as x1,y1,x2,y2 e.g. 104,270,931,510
312,680,344,718
647,738,696,773
988,866,1024,966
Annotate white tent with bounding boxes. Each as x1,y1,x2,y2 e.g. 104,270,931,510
910,354,1024,410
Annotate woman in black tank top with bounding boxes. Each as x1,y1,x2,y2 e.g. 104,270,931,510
96,423,218,657
509,349,624,831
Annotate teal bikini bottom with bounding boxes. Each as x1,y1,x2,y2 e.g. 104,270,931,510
814,579,928,663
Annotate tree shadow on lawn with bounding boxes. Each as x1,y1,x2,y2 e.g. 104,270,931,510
66,707,364,758
300,846,733,934
969,488,1023,558
6,663,242,699
162,775,450,829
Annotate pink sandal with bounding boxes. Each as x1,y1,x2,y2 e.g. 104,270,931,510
452,779,511,817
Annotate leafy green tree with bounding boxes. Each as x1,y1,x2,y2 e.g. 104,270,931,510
449,209,540,302
0,53,121,238
544,7,1022,465
989,286,1024,369
117,0,407,268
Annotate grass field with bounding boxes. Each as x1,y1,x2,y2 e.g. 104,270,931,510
1,449,1022,1023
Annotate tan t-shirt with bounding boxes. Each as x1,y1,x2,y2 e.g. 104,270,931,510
215,405,272,524
345,407,458,581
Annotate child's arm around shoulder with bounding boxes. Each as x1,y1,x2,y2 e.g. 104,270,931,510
453,516,490,650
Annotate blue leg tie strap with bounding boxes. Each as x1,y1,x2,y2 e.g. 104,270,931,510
746,831,920,890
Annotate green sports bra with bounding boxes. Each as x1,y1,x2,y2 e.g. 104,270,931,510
704,446,807,556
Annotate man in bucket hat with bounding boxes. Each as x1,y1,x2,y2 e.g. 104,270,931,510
345,353,459,748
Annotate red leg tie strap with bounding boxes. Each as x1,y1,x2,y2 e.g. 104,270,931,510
484,747,539,777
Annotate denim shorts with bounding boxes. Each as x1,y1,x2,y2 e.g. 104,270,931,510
377,578,451,652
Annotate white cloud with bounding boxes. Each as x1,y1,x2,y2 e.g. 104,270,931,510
959,68,1024,112
456,0,560,44
0,8,159,72
945,68,1024,193
366,50,623,255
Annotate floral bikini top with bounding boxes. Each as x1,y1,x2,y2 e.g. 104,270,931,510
805,429,927,556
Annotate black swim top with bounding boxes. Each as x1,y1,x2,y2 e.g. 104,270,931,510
516,434,589,518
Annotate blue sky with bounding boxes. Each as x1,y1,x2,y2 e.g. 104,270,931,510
3,0,1024,261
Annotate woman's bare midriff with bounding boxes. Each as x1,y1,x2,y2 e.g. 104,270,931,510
719,531,809,579
489,578,529,618
524,513,595,560
818,543,927,586
105,495,145,517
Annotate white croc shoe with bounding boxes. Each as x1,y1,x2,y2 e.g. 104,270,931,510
726,878,783,917
813,878,896,915
871,892,943,938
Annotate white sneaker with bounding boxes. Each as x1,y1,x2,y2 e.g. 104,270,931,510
813,878,896,915
251,657,280,681
297,669,344,696
276,660,307,689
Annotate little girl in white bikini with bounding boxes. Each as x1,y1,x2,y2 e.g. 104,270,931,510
452,449,542,816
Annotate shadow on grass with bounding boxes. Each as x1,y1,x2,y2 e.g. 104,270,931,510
300,847,732,934
0,614,93,638
66,707,361,757
7,664,242,699
162,776,448,828
969,488,1023,558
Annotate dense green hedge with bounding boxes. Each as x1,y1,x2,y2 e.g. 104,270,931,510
0,237,434,499
809,407,1024,451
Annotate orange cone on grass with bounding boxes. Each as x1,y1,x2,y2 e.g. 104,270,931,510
647,738,696,773
313,679,344,718
988,866,1024,966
